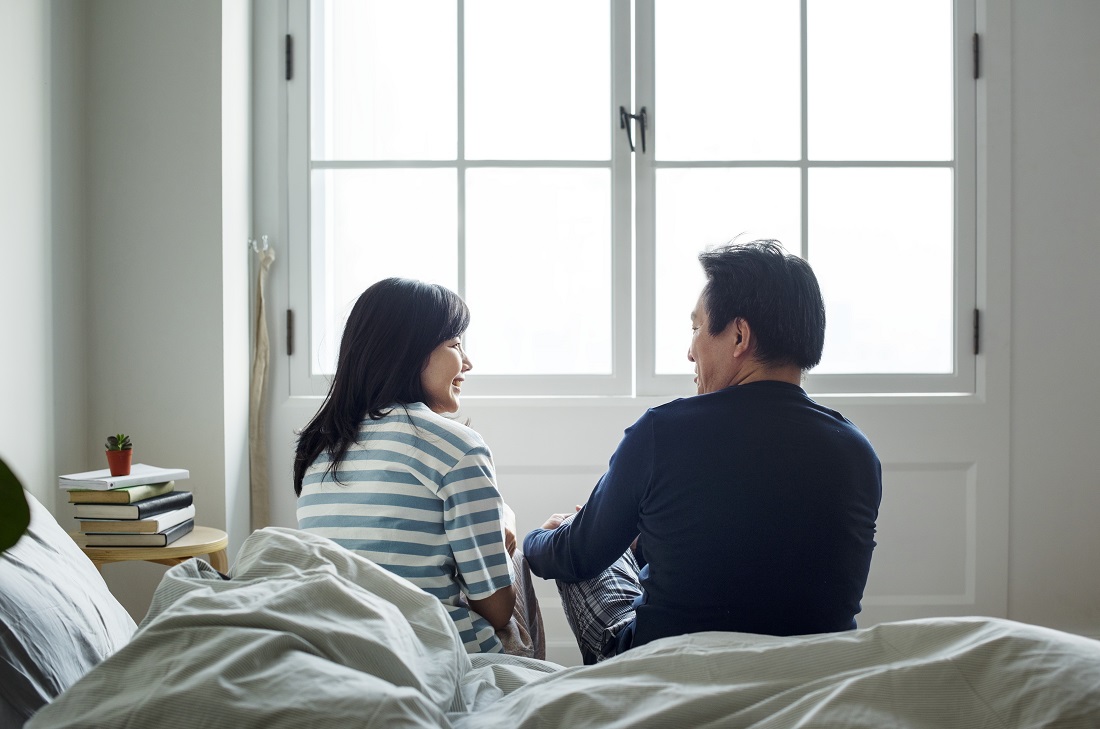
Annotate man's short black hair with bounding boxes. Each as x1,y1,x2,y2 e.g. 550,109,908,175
698,240,826,370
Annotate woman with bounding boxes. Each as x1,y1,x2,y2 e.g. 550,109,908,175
294,277,542,657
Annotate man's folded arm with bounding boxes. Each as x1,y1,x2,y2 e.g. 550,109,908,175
524,411,655,581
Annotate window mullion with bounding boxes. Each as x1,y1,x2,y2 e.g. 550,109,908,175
800,0,809,261
610,0,634,395
457,0,466,301
633,0,658,396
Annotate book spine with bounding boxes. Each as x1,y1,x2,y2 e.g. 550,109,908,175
162,519,195,545
79,505,195,534
77,519,195,547
75,491,193,519
134,491,193,519
68,481,176,504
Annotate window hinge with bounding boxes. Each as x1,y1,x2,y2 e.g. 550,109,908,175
972,32,980,80
285,34,294,81
287,309,295,356
973,308,981,355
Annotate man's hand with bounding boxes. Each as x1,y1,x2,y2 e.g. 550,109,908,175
539,504,582,531
539,513,571,530
502,503,517,556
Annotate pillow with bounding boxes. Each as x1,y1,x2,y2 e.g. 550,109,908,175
0,490,136,727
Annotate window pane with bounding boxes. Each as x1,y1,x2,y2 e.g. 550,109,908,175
310,169,457,373
809,168,953,374
655,0,801,161
654,168,801,374
465,1,610,160
808,0,953,161
311,0,456,160
465,169,611,374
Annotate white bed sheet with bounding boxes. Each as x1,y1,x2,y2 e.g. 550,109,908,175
28,527,1100,728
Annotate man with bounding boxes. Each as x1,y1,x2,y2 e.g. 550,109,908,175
523,240,882,664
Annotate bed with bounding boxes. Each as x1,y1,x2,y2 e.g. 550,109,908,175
8,513,1100,727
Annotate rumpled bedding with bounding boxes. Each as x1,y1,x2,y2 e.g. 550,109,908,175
28,527,1100,728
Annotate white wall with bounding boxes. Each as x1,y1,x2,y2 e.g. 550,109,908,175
50,0,92,499
80,0,213,615
0,2,54,507
221,0,254,567
8,0,254,620
1007,0,1100,635
84,0,226,525
78,0,252,617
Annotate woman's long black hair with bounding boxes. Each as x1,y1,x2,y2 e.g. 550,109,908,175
293,277,470,495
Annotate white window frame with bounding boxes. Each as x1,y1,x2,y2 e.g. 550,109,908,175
287,0,977,399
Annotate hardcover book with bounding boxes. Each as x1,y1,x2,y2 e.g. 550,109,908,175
73,519,195,547
79,504,196,534
72,491,193,520
67,481,175,504
59,464,190,491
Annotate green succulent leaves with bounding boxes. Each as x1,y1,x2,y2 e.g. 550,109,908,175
105,434,133,451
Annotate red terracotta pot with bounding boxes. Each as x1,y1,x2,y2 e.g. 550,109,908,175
105,449,133,476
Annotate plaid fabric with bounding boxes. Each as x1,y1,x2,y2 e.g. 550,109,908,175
556,550,641,664
492,551,546,660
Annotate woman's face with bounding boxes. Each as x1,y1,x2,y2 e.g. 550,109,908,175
421,337,472,414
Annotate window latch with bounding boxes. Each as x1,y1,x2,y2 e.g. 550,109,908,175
619,106,648,153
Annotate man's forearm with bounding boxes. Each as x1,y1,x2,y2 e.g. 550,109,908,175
525,519,625,583
522,526,561,579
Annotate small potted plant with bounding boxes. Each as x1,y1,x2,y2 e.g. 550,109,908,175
105,433,134,476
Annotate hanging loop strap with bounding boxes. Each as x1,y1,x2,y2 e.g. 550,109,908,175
619,106,634,152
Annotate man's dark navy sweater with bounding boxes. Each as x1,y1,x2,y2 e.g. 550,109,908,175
523,381,882,652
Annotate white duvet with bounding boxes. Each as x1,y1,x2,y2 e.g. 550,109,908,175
30,528,1100,728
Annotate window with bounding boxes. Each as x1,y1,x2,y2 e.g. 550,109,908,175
287,0,975,397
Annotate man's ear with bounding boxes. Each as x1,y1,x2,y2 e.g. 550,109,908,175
731,318,752,357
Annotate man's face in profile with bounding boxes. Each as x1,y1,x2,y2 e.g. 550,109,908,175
688,291,744,395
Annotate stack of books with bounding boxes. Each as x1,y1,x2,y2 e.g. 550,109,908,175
61,464,194,547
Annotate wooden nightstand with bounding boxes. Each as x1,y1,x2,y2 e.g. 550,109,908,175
71,526,229,573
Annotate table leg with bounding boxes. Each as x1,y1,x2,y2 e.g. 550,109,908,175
209,549,229,573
